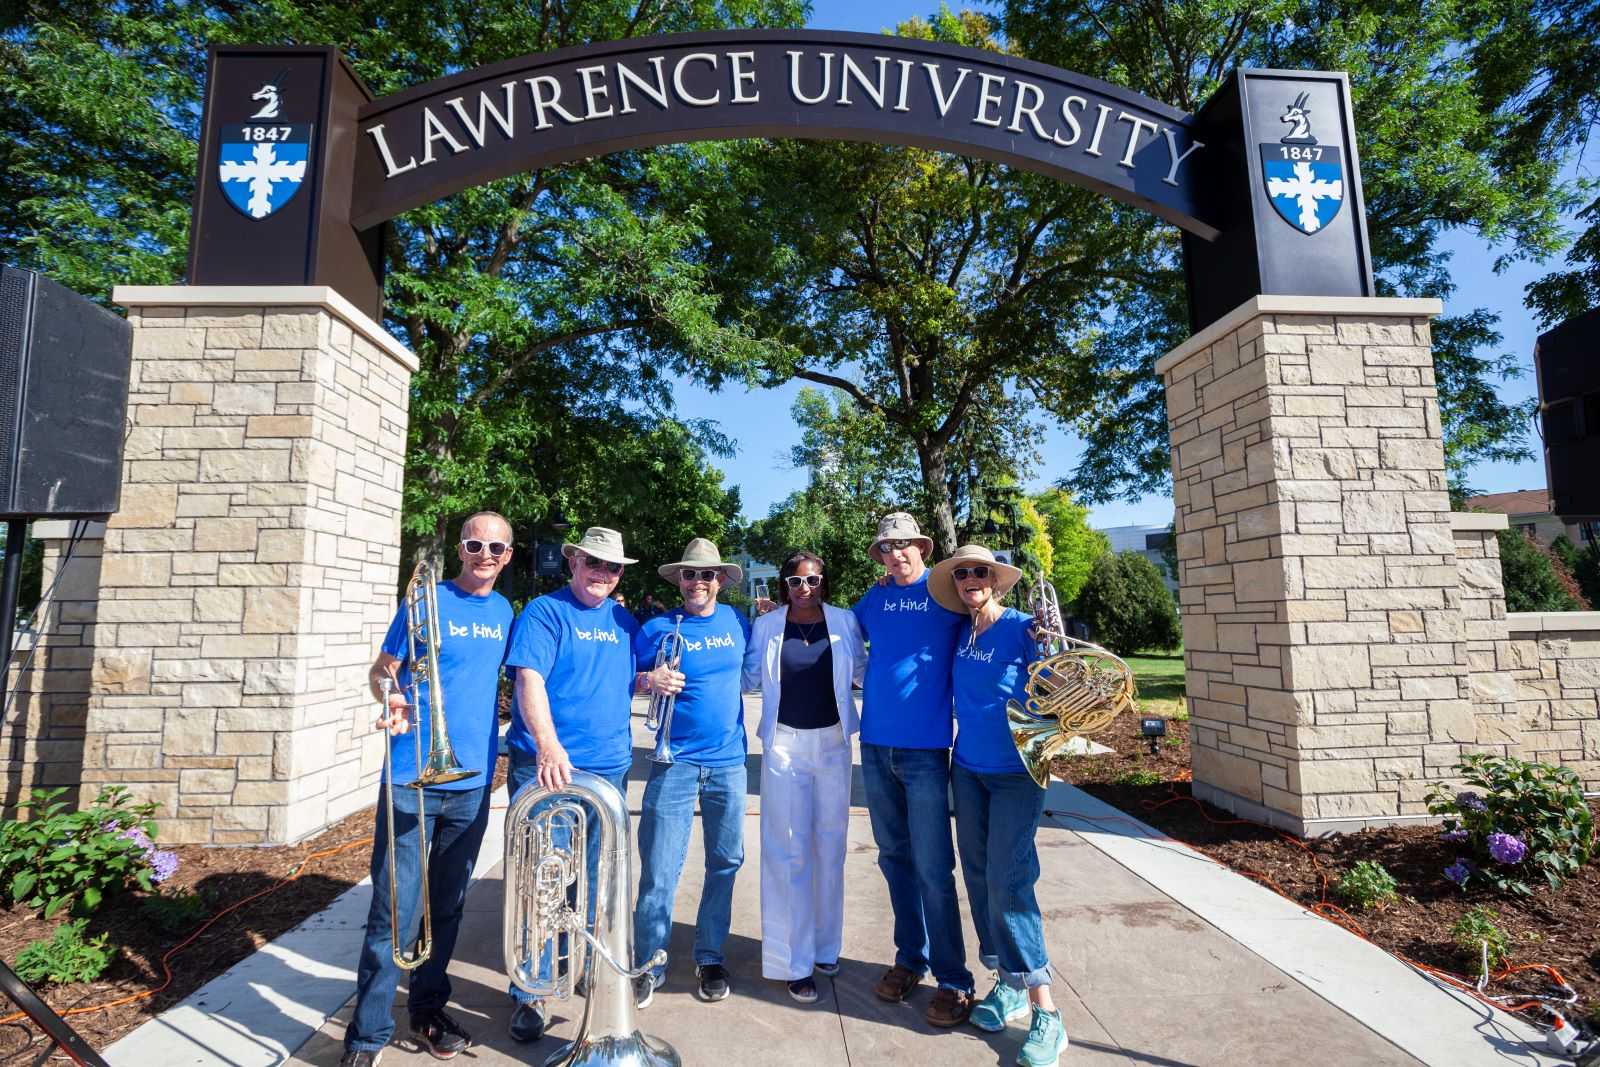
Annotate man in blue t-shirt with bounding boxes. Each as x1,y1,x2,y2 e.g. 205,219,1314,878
630,539,751,1009
501,526,683,1044
851,511,975,1027
343,512,515,1067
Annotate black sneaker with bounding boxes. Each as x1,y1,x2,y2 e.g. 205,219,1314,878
508,1000,546,1044
787,977,818,1003
339,1051,382,1067
409,1009,470,1059
814,960,840,977
696,963,731,1001
633,971,662,1009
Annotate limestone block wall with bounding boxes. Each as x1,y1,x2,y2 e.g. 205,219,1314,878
1159,295,1471,835
81,287,417,844
1499,615,1600,785
2,522,104,814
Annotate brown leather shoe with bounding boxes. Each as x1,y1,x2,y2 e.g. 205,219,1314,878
924,987,974,1027
873,964,920,1002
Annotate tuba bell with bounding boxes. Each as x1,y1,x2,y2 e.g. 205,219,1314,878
1008,572,1137,788
504,771,680,1067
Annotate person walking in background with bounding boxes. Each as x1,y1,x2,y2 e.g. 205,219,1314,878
929,544,1067,1066
744,550,865,1004
342,513,515,1067
631,539,751,1007
851,512,975,1026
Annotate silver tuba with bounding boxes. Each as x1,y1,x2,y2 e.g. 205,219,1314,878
503,771,680,1067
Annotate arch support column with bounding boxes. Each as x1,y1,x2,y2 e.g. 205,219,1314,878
1160,295,1462,835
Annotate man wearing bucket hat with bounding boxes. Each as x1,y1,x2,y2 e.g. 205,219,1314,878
851,512,975,1026
501,526,684,1043
630,539,752,1008
929,545,1066,1066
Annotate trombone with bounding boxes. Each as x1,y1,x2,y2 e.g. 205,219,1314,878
643,617,685,764
377,558,478,970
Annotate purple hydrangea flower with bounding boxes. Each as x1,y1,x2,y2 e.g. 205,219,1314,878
1441,827,1470,843
117,825,154,851
148,849,179,884
1487,832,1527,865
1455,792,1488,813
1444,857,1475,888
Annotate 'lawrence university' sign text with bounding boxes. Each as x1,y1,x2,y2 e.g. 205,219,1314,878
351,31,1212,236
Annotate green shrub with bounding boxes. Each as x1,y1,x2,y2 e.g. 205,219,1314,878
1552,535,1600,608
1075,551,1181,656
1496,528,1584,612
1334,860,1399,910
1450,906,1509,975
13,920,114,986
1425,754,1596,895
1114,769,1163,787
0,787,174,918
141,888,208,934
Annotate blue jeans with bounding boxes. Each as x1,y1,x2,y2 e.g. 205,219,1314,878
633,760,747,978
505,751,629,1004
346,783,490,1053
859,742,973,992
952,764,1050,989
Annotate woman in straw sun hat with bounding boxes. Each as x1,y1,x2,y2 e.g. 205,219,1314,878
929,544,1067,1066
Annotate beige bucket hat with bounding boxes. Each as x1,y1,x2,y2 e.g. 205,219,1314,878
869,511,935,562
658,537,743,582
560,526,638,565
928,543,1024,614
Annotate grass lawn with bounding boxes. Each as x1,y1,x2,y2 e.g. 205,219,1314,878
1123,646,1186,717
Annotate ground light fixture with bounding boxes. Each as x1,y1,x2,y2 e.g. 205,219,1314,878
1141,717,1167,756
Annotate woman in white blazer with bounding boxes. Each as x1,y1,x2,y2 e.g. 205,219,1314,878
742,550,866,1003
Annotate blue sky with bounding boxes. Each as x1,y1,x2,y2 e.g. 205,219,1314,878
668,0,1583,528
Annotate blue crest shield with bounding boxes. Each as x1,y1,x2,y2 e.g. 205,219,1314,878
1259,145,1344,235
218,123,313,220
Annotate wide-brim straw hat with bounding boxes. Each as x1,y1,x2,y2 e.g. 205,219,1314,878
560,526,638,565
658,537,743,582
869,511,935,562
928,543,1024,614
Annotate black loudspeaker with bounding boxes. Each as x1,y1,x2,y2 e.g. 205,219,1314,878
0,267,132,519
1534,306,1600,521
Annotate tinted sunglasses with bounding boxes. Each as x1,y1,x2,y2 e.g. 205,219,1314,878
579,554,624,574
951,565,992,581
784,574,822,588
461,540,509,557
677,568,721,582
878,538,915,552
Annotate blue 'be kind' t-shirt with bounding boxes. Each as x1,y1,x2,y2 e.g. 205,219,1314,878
952,608,1037,776
852,572,966,748
505,586,641,777
633,604,751,767
380,581,513,791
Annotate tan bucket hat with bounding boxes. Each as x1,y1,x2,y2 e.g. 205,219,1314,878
869,511,935,562
658,537,743,582
928,543,1024,614
560,526,638,565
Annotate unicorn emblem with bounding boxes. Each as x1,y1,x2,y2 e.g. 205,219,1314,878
1279,92,1316,144
250,84,281,120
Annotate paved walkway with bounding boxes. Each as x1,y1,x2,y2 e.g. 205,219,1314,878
110,700,1560,1067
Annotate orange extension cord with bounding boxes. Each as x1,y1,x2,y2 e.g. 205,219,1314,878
0,834,375,1029
1047,780,1580,1025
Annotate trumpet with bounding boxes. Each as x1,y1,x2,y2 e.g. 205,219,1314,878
378,558,477,970
1008,572,1136,788
643,617,685,765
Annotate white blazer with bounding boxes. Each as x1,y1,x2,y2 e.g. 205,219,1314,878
742,603,867,750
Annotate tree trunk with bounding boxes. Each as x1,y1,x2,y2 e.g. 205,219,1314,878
916,437,959,557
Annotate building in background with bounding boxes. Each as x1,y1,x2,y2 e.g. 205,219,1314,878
1462,489,1592,546
1095,523,1178,593
731,550,778,617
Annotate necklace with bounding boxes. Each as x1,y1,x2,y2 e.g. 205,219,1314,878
792,619,823,646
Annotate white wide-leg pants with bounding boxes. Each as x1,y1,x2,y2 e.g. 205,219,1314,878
759,722,851,981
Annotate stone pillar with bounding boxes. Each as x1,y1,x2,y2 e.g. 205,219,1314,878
1159,295,1475,835
83,287,416,844
1450,513,1524,754
3,522,104,814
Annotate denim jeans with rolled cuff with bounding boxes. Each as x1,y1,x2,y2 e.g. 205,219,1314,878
951,763,1051,989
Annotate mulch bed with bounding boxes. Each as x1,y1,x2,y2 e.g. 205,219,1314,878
1052,719,1600,1029
0,755,508,1059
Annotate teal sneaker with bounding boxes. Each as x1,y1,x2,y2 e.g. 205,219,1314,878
969,980,1029,1032
1017,1006,1067,1067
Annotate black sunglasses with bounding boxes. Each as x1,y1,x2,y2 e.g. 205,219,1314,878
878,538,916,552
579,554,624,574
951,565,992,581
677,568,721,582
460,539,509,557
784,574,822,588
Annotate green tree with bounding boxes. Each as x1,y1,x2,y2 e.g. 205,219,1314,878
1031,489,1110,603
1497,528,1585,612
1075,551,1183,655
